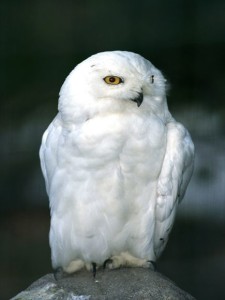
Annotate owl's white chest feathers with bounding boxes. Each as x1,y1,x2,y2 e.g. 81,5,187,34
48,111,167,267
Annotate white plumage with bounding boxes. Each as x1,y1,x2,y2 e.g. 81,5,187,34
40,51,194,273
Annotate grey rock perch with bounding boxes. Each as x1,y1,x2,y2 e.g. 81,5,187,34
11,268,196,300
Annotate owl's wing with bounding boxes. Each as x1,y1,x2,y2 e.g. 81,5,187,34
39,115,62,196
154,121,194,258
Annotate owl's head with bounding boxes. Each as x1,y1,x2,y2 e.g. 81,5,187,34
59,51,169,122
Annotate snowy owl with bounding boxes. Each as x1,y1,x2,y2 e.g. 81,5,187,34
40,51,194,276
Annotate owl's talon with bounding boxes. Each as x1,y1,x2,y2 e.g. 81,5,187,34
53,267,64,281
147,260,157,271
103,258,113,269
92,262,97,277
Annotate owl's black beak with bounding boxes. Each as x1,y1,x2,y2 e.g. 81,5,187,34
131,92,143,107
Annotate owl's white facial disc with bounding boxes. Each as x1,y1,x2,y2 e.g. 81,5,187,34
59,51,168,121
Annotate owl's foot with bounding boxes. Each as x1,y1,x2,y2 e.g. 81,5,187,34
62,260,99,277
103,252,155,270
63,259,85,274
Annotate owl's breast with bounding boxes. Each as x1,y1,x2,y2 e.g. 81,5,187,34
48,112,167,261
59,112,167,184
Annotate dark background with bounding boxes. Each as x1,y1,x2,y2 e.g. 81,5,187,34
1,0,225,299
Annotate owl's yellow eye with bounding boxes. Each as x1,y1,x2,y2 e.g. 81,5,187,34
103,76,123,85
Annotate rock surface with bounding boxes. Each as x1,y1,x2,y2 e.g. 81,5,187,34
11,268,196,300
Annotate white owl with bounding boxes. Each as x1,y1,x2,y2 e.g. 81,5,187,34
40,51,194,276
